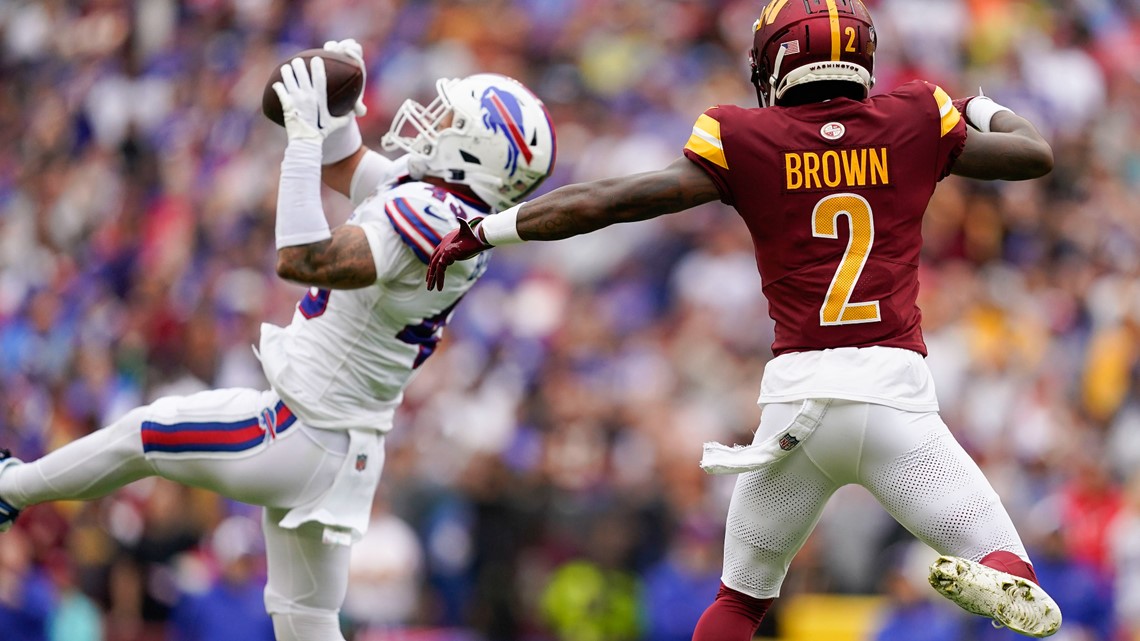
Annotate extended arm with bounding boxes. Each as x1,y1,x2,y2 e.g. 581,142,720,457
512,156,721,240
950,97,1053,180
426,157,719,289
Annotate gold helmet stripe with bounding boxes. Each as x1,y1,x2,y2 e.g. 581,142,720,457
759,0,790,27
825,0,841,60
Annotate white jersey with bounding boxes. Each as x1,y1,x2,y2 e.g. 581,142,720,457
258,176,491,431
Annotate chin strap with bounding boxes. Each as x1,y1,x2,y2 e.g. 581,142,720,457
749,49,766,107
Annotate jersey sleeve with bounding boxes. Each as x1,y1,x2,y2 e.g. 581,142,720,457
682,106,735,205
922,82,967,181
350,191,460,281
355,218,417,283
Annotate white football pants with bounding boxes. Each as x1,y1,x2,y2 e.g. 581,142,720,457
722,399,1028,599
0,387,380,640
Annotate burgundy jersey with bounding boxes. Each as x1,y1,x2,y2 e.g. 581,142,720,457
683,80,966,357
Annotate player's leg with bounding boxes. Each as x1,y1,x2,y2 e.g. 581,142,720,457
0,403,158,517
0,388,343,520
140,392,348,509
693,401,842,641
262,506,350,641
857,405,1061,637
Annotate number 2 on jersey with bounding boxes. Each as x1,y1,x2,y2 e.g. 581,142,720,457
396,298,461,369
812,193,881,326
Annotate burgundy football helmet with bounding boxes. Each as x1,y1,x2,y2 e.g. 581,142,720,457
750,0,877,107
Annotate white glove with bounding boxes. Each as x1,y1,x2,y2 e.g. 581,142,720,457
323,38,367,116
272,57,353,143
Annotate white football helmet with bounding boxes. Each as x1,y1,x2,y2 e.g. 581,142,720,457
381,73,557,210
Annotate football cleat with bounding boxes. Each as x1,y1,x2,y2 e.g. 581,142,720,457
929,555,1062,638
0,449,22,533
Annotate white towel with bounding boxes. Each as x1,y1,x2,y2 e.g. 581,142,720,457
278,428,384,544
700,399,829,475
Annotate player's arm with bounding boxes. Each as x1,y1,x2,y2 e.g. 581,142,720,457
426,157,719,289
276,227,376,289
321,146,365,198
516,156,718,240
950,96,1053,181
321,145,400,206
273,56,378,289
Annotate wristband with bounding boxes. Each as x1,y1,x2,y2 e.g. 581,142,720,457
276,139,332,249
965,97,1013,133
478,203,525,246
322,118,362,165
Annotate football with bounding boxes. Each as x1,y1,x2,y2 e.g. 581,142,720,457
261,49,364,126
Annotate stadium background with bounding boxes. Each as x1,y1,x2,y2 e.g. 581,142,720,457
1,0,1138,640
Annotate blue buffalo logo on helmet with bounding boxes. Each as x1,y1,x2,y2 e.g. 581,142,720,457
380,72,556,211
479,87,533,178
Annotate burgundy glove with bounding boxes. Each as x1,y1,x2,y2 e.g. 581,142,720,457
427,218,492,291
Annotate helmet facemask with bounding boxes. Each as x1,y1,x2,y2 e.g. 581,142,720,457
381,75,556,211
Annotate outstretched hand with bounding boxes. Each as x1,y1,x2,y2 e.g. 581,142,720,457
427,219,493,291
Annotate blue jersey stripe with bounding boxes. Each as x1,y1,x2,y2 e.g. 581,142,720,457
394,198,443,245
385,209,432,263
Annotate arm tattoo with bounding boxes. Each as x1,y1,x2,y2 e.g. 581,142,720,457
276,226,378,289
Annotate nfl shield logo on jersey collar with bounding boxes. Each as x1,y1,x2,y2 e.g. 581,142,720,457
820,122,846,141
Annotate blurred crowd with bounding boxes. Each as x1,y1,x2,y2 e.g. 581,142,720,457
1,0,1140,640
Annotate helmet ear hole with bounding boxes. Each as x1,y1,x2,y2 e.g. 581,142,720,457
459,150,481,165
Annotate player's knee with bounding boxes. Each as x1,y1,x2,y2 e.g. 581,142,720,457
106,406,152,437
270,609,344,641
716,582,776,620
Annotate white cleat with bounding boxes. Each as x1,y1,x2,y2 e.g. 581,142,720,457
928,555,1062,638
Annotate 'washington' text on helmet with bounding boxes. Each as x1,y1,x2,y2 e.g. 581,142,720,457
381,73,557,211
750,0,877,107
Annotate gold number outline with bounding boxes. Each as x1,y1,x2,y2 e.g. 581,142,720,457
812,193,881,326
844,26,857,52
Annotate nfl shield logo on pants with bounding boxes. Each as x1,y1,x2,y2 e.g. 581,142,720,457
355,454,368,472
778,432,800,451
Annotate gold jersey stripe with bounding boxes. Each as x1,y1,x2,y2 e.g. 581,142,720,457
826,0,841,60
931,85,962,137
685,114,728,169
